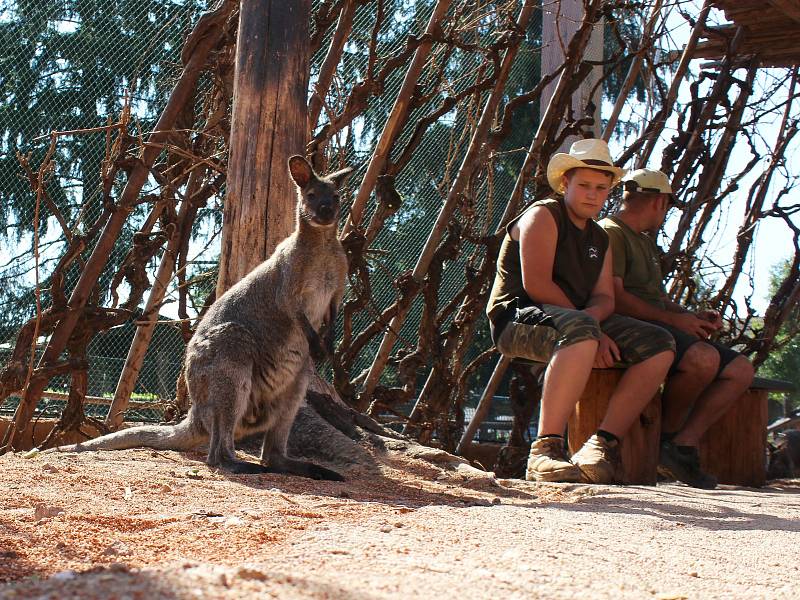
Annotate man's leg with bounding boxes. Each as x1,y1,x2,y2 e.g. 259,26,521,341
672,354,755,447
538,339,598,436
661,342,720,435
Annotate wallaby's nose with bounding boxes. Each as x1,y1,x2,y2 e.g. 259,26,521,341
317,202,334,221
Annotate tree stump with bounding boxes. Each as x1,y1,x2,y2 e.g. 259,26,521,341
567,368,661,485
699,388,767,487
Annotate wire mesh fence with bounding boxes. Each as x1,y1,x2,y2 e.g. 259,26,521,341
1,0,548,428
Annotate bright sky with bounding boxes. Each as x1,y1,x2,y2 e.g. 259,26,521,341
606,1,799,314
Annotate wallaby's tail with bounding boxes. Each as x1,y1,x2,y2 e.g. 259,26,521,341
49,418,204,453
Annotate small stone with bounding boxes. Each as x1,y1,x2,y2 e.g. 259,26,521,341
688,571,698,578
102,541,130,556
492,497,502,505
34,504,65,520
237,567,269,581
379,525,392,533
51,570,77,581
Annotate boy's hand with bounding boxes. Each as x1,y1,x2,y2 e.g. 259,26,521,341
594,333,621,369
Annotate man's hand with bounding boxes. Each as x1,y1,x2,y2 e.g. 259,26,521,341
698,309,723,331
668,312,717,339
594,333,621,369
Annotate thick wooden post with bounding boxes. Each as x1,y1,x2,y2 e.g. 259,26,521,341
699,388,768,487
217,0,311,295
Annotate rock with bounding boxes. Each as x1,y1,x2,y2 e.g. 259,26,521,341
103,541,131,556
34,504,65,520
236,567,269,582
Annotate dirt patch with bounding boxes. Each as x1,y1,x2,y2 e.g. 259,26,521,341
1,446,798,599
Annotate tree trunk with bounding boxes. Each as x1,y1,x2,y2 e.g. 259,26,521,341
540,0,604,147
217,0,311,296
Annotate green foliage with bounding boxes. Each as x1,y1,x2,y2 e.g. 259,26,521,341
759,259,800,410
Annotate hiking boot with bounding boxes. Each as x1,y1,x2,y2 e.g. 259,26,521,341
571,434,622,484
525,437,583,482
658,440,717,490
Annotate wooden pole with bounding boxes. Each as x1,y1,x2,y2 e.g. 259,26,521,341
308,0,356,136
2,0,236,452
602,0,663,142
357,0,542,409
342,0,453,235
540,0,605,145
104,171,204,429
635,0,712,168
455,355,511,455
217,0,311,296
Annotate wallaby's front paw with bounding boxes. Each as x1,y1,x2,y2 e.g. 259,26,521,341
310,464,345,481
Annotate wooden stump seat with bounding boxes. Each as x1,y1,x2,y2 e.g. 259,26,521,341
567,368,661,485
698,377,794,487
461,354,795,488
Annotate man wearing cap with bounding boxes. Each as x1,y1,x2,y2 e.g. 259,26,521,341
599,168,755,489
487,140,676,484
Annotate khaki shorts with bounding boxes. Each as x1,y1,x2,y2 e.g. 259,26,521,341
495,304,675,366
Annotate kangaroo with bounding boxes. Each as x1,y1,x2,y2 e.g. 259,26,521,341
50,156,352,480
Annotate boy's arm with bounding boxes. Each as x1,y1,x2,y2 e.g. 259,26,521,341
584,246,614,323
517,206,576,308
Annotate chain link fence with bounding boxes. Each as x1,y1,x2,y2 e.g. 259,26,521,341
0,0,549,425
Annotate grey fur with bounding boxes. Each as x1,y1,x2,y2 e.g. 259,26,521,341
50,156,352,480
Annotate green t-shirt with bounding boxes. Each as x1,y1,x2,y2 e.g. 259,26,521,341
599,216,666,309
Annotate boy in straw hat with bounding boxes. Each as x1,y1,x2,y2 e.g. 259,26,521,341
599,169,754,489
487,139,676,484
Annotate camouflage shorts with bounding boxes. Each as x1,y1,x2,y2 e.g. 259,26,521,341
495,304,675,366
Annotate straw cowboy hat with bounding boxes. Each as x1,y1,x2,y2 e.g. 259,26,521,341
546,138,625,194
621,168,684,207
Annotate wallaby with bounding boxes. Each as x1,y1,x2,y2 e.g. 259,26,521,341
49,156,352,480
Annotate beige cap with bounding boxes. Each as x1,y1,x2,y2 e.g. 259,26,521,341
621,169,684,208
546,138,625,195
621,168,673,195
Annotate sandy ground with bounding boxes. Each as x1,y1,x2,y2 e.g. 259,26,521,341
0,444,798,599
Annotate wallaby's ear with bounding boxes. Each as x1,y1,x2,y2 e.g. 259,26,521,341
288,155,314,189
328,166,354,189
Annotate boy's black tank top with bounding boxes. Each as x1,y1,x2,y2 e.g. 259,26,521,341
486,198,609,339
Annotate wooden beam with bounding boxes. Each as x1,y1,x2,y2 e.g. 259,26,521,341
768,0,800,24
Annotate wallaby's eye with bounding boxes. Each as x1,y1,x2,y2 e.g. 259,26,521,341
306,192,315,200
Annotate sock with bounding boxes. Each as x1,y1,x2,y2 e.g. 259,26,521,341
596,429,619,444
538,433,563,440
661,431,677,443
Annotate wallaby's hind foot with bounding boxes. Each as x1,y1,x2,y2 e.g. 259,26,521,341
265,455,345,481
214,458,272,475
305,464,345,481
